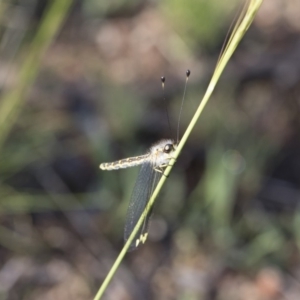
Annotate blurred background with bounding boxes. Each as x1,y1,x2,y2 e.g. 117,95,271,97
0,0,300,299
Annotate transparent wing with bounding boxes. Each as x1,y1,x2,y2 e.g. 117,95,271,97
124,161,162,251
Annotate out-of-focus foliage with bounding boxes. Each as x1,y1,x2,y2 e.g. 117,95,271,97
0,0,300,299
161,0,239,49
83,0,143,17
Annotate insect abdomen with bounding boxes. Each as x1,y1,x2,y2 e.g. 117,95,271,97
100,154,149,170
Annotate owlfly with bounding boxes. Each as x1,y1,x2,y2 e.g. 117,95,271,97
100,70,190,251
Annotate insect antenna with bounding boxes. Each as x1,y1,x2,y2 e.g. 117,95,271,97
161,75,172,139
177,69,191,143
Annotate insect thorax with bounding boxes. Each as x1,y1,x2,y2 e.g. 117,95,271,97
149,139,177,168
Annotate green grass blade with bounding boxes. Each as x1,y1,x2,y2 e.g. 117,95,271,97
94,1,264,299
0,0,72,149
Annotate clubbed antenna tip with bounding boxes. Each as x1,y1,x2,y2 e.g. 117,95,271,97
177,69,191,143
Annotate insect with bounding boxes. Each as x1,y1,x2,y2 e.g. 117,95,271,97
100,70,190,251
100,139,176,250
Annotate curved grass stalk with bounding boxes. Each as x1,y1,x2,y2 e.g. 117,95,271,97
94,1,264,299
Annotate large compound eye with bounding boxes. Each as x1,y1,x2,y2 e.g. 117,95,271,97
163,143,173,153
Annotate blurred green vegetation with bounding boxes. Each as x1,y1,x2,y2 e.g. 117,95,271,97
161,0,239,49
0,0,72,148
82,0,143,17
0,0,299,299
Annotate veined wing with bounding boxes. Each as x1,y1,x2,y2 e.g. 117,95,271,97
124,161,163,251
